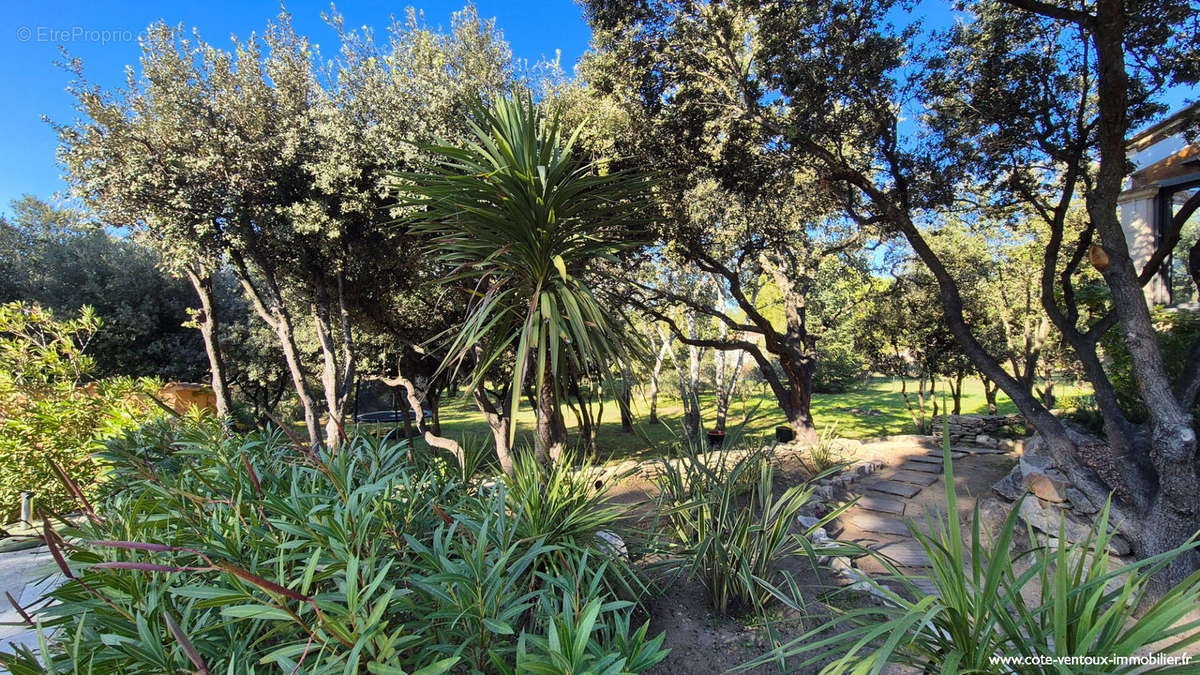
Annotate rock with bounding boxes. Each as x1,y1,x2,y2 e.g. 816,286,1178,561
975,434,999,448
1025,470,1070,503
1018,499,1093,543
829,556,854,573
797,515,821,531
992,466,1026,501
1019,439,1055,476
978,497,1012,536
856,463,876,477
1065,488,1097,514
594,530,628,559
1108,535,1132,556
813,485,835,500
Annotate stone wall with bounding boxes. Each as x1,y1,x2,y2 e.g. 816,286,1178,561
932,414,1024,446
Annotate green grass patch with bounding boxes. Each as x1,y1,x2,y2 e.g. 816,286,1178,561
372,375,1088,464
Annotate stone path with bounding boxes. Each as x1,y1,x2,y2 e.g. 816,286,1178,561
835,439,1019,595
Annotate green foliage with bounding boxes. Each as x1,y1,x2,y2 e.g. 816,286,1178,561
1103,308,1200,425
0,302,162,516
504,450,646,601
654,443,848,616
0,421,666,673
393,95,653,444
0,196,213,381
812,336,867,394
751,437,1200,673
797,424,852,476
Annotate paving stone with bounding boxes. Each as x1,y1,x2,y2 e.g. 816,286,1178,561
888,470,939,486
924,450,966,459
856,495,906,515
870,481,922,498
907,454,944,465
900,461,943,474
953,446,1011,455
851,513,916,536
872,540,932,567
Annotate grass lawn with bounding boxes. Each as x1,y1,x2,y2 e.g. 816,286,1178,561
369,375,1088,463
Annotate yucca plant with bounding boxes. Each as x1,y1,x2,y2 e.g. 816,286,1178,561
747,433,1200,674
391,95,654,463
655,443,853,617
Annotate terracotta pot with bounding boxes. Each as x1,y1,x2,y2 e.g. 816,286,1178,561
706,430,726,448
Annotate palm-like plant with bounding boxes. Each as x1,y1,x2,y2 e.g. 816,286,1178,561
393,95,651,463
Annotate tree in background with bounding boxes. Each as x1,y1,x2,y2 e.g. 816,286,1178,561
0,196,209,382
583,0,880,445
56,8,518,448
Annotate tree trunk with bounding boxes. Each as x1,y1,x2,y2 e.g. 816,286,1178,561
950,370,965,415
685,312,704,441
535,360,567,464
311,274,355,449
648,329,671,424
981,374,1000,415
618,364,634,432
429,390,442,436
782,353,818,444
1087,0,1199,592
473,384,513,475
230,252,322,449
766,257,818,445
183,262,232,419
668,337,701,445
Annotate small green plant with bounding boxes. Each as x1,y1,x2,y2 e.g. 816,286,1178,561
655,443,850,617
798,423,852,476
747,431,1200,673
503,449,647,601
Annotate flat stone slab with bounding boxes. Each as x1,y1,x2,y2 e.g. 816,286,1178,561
924,450,966,459
851,513,916,536
953,446,1010,455
900,461,943,474
856,495,906,515
872,540,932,567
888,470,939,486
906,454,944,465
870,481,923,498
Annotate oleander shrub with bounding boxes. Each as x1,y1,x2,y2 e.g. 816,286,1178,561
0,301,163,517
0,422,667,673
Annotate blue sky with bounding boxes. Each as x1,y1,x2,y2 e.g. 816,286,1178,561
0,0,594,215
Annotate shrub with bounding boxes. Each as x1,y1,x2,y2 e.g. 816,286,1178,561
798,424,853,476
749,438,1200,673
655,443,850,617
0,423,667,673
0,301,163,517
